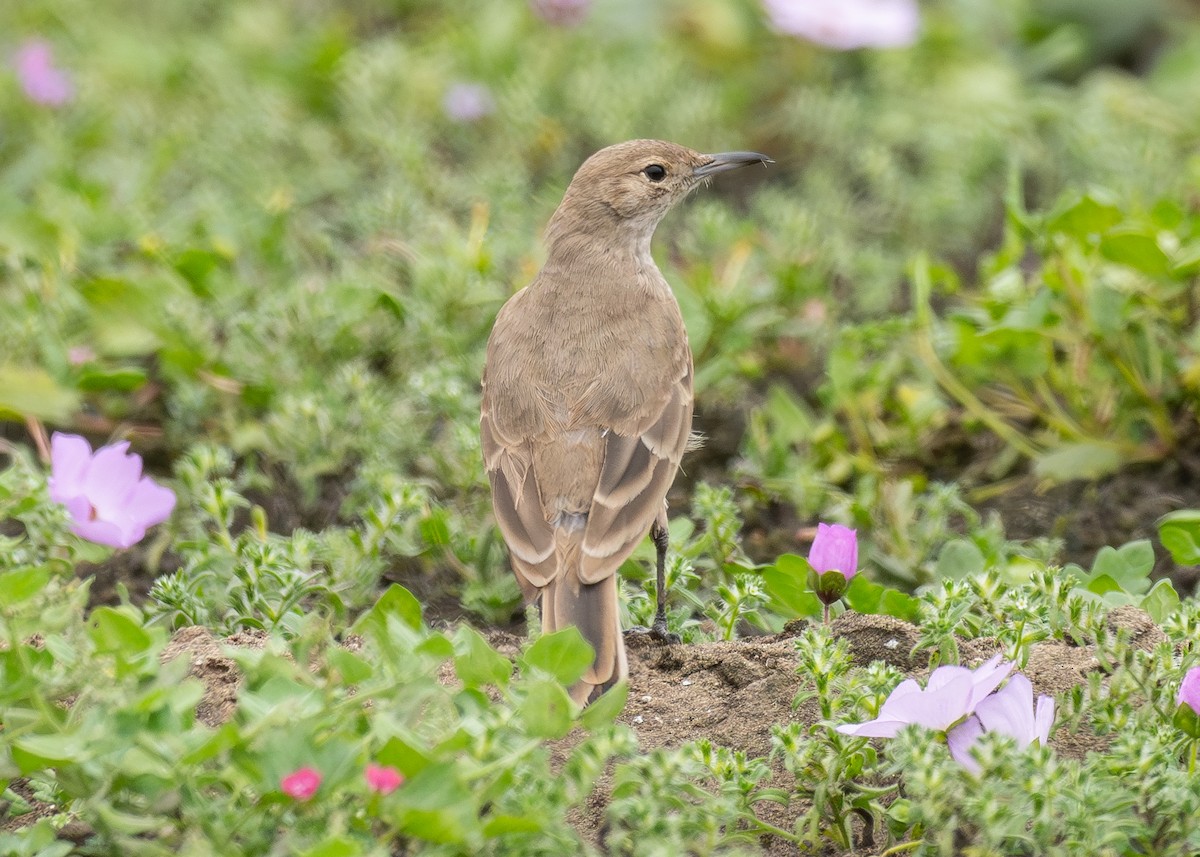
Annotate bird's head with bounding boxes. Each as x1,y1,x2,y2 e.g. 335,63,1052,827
545,139,772,251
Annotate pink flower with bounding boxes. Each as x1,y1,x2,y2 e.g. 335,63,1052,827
47,432,176,548
281,767,322,800
762,0,919,50
837,655,1014,738
443,83,494,123
946,674,1055,773
809,523,858,580
1177,666,1200,715
1173,666,1200,739
529,0,590,27
13,40,73,106
67,346,95,366
364,763,404,794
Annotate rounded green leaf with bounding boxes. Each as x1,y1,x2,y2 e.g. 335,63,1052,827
1158,510,1200,566
453,626,512,689
519,678,574,739
523,626,594,685
0,567,51,605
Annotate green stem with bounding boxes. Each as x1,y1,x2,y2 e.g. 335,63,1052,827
746,816,801,844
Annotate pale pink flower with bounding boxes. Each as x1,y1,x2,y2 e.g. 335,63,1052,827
530,0,590,27
762,0,919,50
280,767,322,800
443,83,494,123
67,346,95,366
947,674,1055,773
837,655,1014,738
364,763,404,794
48,432,176,548
13,40,73,106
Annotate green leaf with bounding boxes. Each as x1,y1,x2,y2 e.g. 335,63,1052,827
76,366,149,393
843,575,920,622
0,365,80,422
936,539,986,581
326,647,374,684
519,678,574,739
1158,510,1200,566
353,583,422,636
395,763,477,844
181,723,242,766
0,567,51,605
1034,442,1124,482
80,277,164,356
1085,574,1123,596
1047,193,1121,239
1091,540,1155,594
878,589,922,622
1100,230,1170,277
580,681,628,730
419,509,451,548
416,633,455,660
453,626,511,689
299,836,364,857
483,814,543,837
523,627,594,685
1173,703,1200,740
378,735,433,778
87,606,154,656
172,246,230,298
377,290,406,321
11,733,90,772
761,554,821,619
1170,241,1200,277
1142,579,1181,623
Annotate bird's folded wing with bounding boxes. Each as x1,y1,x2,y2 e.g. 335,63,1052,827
578,361,693,584
481,394,557,589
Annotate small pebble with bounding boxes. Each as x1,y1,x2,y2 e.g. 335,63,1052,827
681,678,693,686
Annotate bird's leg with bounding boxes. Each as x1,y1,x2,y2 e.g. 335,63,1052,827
649,520,679,643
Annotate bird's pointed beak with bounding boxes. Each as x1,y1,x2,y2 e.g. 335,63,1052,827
693,151,774,178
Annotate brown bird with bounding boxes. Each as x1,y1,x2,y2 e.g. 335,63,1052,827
481,139,771,704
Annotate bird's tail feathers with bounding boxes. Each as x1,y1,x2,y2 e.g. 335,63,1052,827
541,535,627,706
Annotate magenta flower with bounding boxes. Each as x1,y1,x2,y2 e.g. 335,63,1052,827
529,0,590,27
47,432,176,548
809,523,858,579
442,83,494,123
762,0,919,50
13,40,73,106
1173,666,1200,739
808,522,858,611
364,763,404,794
280,767,322,800
837,655,1014,738
1178,666,1200,715
946,674,1055,773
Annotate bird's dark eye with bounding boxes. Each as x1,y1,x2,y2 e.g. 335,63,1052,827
643,164,667,182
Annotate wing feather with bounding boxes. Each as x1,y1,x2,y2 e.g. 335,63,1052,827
577,364,693,584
